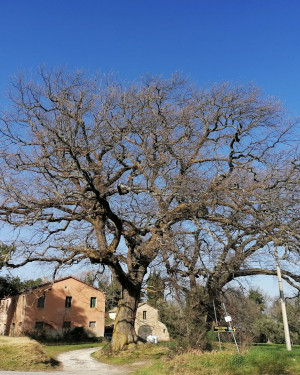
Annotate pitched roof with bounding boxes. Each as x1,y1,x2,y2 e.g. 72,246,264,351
28,275,103,292
108,302,157,313
1,275,104,299
138,302,158,310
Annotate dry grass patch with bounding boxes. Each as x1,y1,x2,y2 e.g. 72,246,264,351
0,336,58,371
93,342,172,366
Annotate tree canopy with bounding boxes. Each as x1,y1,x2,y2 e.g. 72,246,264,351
0,275,42,299
0,68,299,349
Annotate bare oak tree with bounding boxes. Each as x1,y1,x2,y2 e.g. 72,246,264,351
161,157,300,339
0,68,298,349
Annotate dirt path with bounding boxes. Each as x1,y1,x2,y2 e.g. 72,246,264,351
0,347,130,375
57,347,129,374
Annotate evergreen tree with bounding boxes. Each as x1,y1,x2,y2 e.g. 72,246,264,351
0,276,42,299
146,271,165,307
99,277,122,311
249,289,265,311
0,242,14,269
0,276,20,299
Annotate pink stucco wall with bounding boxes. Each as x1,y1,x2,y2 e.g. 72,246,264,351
0,276,105,338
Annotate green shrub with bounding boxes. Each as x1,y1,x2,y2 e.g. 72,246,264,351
63,326,91,342
230,354,245,368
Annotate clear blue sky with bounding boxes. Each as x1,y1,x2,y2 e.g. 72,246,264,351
1,0,300,114
0,0,299,296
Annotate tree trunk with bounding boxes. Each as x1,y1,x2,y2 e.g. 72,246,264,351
111,283,140,351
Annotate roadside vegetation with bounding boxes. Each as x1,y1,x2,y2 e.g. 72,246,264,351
0,336,56,371
96,342,300,375
133,346,300,375
1,336,300,374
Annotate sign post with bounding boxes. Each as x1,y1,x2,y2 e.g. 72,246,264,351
222,303,240,354
214,326,236,332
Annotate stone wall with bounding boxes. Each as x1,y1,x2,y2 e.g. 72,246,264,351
135,303,170,342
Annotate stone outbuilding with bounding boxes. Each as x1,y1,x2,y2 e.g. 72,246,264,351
109,302,170,342
0,276,105,338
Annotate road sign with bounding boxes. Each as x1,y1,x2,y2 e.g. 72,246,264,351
214,326,236,332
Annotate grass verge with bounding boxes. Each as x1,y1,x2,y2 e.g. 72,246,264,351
0,336,104,371
0,336,57,371
2,337,300,375
132,344,300,375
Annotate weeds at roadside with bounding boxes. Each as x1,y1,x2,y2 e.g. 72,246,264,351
133,344,300,375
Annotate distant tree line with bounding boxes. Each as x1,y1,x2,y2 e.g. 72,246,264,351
145,270,300,348
2,267,300,348
0,275,42,299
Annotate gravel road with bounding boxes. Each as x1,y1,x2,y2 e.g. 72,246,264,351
0,347,130,375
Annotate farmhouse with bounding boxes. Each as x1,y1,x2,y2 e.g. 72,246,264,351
0,276,105,338
109,302,170,342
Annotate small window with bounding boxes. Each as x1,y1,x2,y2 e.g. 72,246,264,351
35,321,44,330
90,297,97,308
65,296,72,308
89,321,96,328
143,311,147,320
37,296,45,308
62,321,71,329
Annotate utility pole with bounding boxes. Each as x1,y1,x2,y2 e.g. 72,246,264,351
222,302,240,354
275,246,292,351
